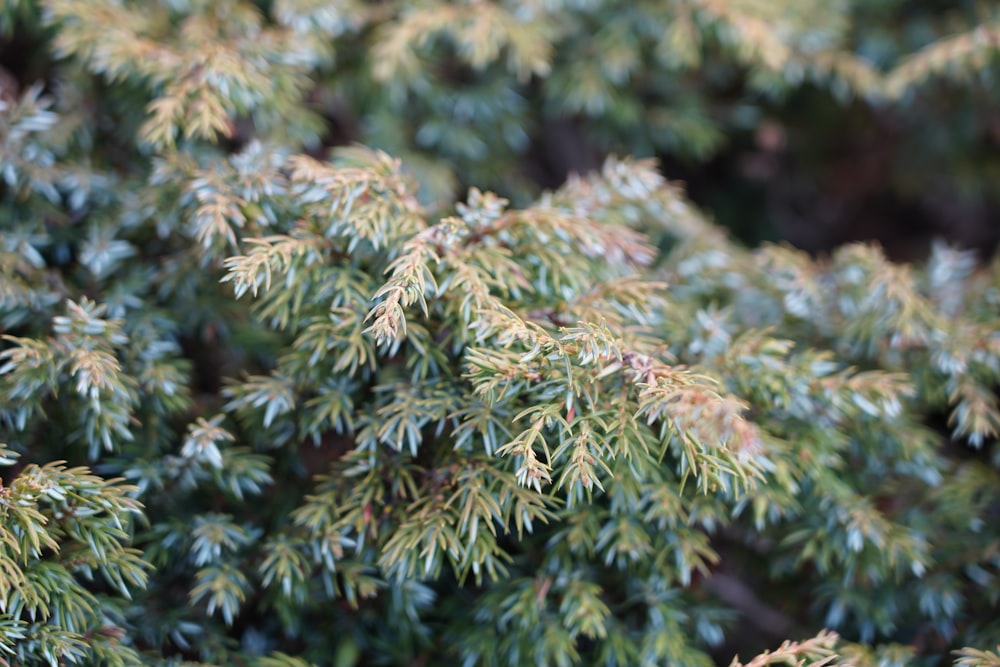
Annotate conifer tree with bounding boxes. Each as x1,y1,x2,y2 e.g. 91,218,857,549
1,1,999,665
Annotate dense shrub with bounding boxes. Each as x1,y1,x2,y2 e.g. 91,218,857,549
1,1,999,666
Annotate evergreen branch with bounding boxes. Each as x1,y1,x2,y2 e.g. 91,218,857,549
955,646,1000,667
886,23,1000,97
729,630,843,667
364,222,453,346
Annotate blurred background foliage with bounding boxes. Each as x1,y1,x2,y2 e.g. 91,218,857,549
4,0,998,257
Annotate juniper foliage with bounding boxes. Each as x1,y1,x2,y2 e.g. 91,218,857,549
1,1,1000,666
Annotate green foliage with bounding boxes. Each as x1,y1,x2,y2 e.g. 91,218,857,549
1,1,1000,666
0,446,148,665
